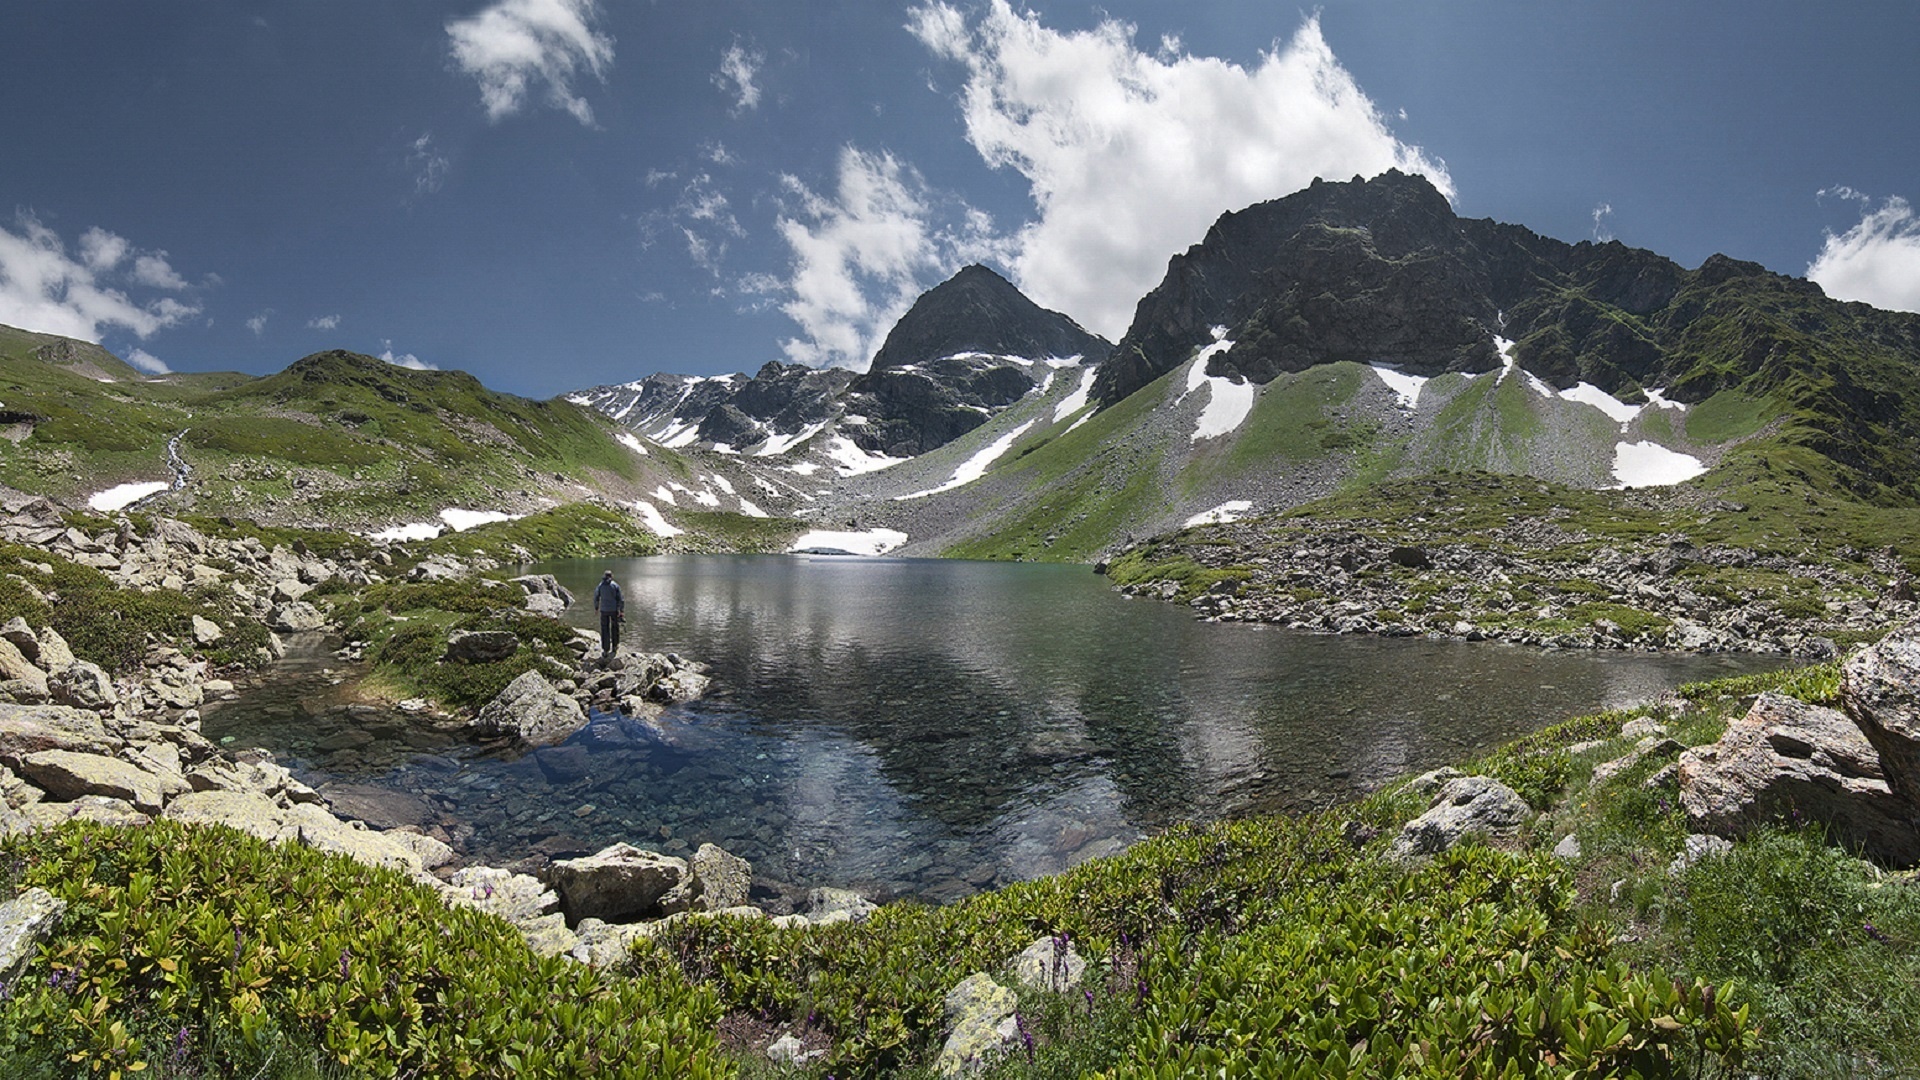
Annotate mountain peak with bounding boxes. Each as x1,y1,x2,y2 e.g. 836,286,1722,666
867,264,1110,373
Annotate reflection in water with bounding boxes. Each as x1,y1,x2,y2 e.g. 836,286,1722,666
203,556,1776,903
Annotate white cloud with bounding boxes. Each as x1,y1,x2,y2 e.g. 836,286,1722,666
409,132,450,195
908,3,1451,338
0,215,201,343
703,140,737,166
446,0,613,126
380,340,439,371
125,347,172,375
713,41,764,114
1808,193,1920,315
308,314,341,330
247,311,271,337
132,252,188,290
770,147,1009,368
1592,203,1614,242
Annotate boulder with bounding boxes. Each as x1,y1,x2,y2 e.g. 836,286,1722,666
1679,692,1918,864
49,661,118,711
162,788,288,841
1841,621,1920,818
1010,934,1086,993
471,670,587,748
510,574,574,611
658,843,753,915
0,639,47,698
33,629,74,670
935,973,1021,1077
805,886,877,925
191,615,224,646
1390,775,1531,859
0,619,39,661
548,843,688,924
445,630,519,664
0,705,111,765
18,749,186,814
267,602,326,633
0,887,66,987
648,669,712,704
442,866,562,925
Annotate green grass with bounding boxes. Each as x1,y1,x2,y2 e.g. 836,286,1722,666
420,503,664,563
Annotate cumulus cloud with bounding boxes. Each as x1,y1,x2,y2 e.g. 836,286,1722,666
308,314,341,330
0,216,201,343
1592,203,1615,242
771,147,1008,368
246,311,271,337
713,41,764,114
1808,192,1920,315
125,348,172,375
446,0,613,125
907,3,1451,338
380,340,439,371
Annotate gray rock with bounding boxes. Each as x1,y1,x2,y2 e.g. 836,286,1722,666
1391,775,1532,859
0,639,47,698
659,842,753,915
1619,717,1669,740
19,749,185,814
1552,833,1582,860
510,574,574,609
266,602,326,633
1679,692,1916,864
445,630,520,664
806,886,878,924
567,917,653,968
443,866,561,925
1841,621,1920,821
33,628,74,671
1669,833,1734,875
191,615,224,645
647,669,711,704
49,661,118,711
1010,934,1086,992
1590,737,1684,787
1402,766,1465,799
0,619,38,661
548,843,688,924
470,670,587,748
0,887,66,988
24,796,150,829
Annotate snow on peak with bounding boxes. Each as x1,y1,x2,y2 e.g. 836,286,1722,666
1612,441,1706,487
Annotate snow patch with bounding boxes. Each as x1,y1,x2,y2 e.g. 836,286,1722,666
895,421,1035,500
1184,500,1253,528
369,523,442,543
691,488,722,508
786,461,822,476
87,481,169,512
652,485,677,505
1053,365,1097,422
632,500,684,537
615,432,649,455
1644,388,1688,412
707,474,737,496
738,498,768,518
1560,383,1643,427
755,422,827,457
789,528,909,556
824,436,907,477
439,508,517,531
1612,441,1707,487
1369,365,1428,410
1177,333,1255,443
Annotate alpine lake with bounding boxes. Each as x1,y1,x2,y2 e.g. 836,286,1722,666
201,555,1777,904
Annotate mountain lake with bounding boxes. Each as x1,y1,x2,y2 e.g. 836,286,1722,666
201,555,1779,904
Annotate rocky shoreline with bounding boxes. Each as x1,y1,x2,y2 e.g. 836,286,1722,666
1107,504,1917,657
0,492,874,966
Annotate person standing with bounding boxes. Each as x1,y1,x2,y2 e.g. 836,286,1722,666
593,570,625,655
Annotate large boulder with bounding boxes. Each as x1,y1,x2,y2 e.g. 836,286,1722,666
444,630,519,664
935,972,1020,1078
0,704,112,765
19,749,189,814
1390,775,1531,859
510,575,575,617
266,602,326,633
471,670,587,748
1678,692,1917,864
1841,621,1920,819
0,639,47,699
548,843,687,924
49,661,118,711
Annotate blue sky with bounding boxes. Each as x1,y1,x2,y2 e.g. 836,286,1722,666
3,1,1918,399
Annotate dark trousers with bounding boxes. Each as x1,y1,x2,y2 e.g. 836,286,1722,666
599,611,620,653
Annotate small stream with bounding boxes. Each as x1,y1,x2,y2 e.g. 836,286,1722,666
201,556,1780,903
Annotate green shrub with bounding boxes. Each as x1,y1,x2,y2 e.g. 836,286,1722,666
0,821,727,1079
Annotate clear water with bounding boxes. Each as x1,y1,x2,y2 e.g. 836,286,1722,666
202,555,1776,903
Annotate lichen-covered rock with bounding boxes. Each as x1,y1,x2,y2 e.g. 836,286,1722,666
935,972,1020,1077
49,661,118,711
1391,775,1531,859
548,843,687,924
1841,620,1920,820
658,842,753,915
19,749,186,814
266,601,326,633
471,670,587,748
1679,691,1916,864
806,886,877,925
0,887,66,987
1010,935,1086,993
0,704,112,765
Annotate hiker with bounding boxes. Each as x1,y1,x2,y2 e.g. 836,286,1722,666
593,570,625,655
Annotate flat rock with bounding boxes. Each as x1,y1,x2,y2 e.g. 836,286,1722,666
0,704,111,766
548,843,687,924
1679,691,1917,864
19,749,185,814
320,781,435,830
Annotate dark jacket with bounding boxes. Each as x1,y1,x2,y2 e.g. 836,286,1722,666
592,579,624,613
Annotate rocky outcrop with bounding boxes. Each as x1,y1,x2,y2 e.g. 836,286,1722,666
1391,774,1531,859
0,887,66,989
548,843,688,924
469,670,587,748
1840,621,1920,819
1677,692,1915,863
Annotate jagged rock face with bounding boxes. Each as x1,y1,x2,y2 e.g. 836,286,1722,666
1089,169,1890,414
867,264,1109,373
